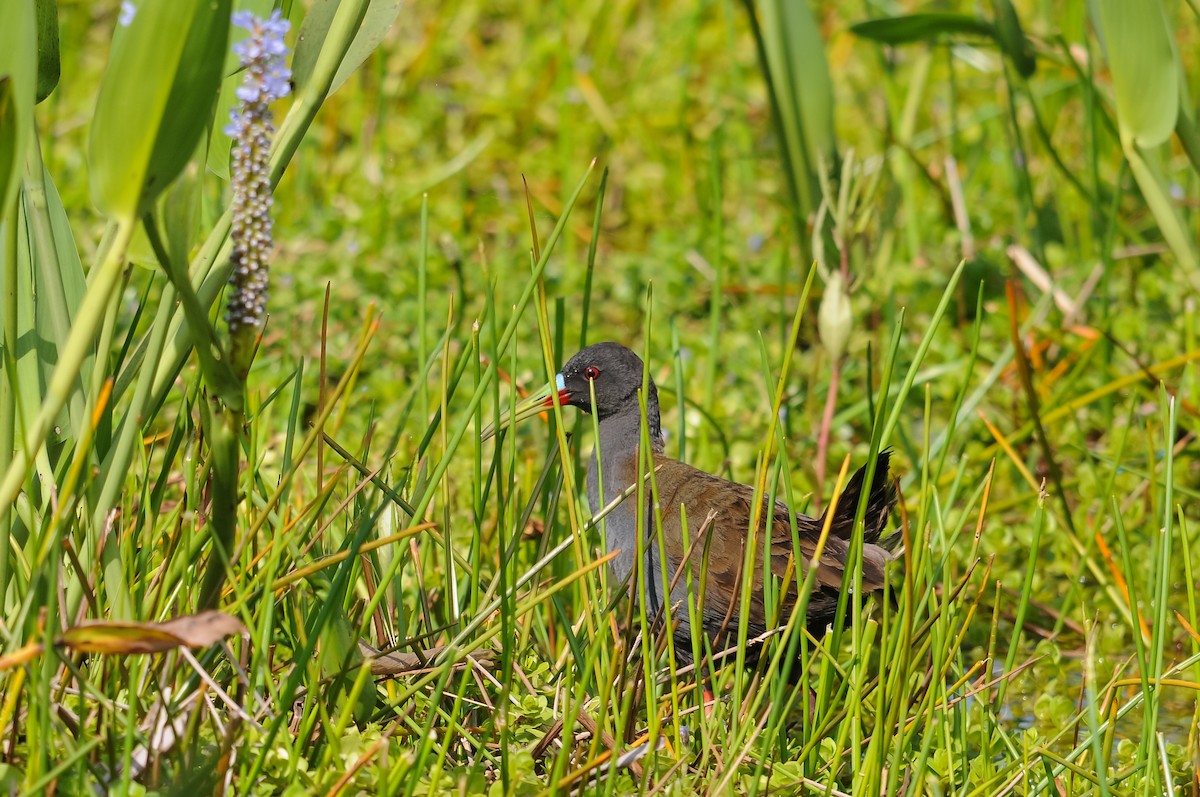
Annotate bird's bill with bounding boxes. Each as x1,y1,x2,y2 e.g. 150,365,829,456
481,373,571,441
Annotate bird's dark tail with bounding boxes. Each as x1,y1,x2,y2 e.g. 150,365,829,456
822,450,896,544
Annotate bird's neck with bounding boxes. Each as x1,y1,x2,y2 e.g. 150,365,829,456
596,400,664,458
588,401,665,510
587,403,662,567
585,395,664,590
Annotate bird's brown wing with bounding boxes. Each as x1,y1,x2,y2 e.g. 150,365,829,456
650,455,855,633
648,451,892,638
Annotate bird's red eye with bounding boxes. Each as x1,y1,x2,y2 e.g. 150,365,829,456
584,366,600,380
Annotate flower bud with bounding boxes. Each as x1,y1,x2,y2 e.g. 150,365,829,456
818,272,853,361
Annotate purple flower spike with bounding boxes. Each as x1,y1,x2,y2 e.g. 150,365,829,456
225,10,292,340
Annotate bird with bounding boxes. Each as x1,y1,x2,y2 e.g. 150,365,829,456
485,342,897,667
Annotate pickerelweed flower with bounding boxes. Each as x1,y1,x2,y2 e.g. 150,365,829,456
225,10,291,370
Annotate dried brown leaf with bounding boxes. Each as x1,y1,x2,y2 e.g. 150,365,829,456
59,610,246,655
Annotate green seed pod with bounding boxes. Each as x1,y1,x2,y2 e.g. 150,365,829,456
819,271,853,362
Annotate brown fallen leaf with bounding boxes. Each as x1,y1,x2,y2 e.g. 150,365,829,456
59,610,247,655
357,642,495,676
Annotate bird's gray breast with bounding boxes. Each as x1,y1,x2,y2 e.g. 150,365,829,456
586,447,641,591
585,447,700,637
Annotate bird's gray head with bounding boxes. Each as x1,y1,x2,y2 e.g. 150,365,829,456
480,342,664,443
559,342,660,431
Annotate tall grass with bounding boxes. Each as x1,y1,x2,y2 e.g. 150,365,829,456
0,0,1197,794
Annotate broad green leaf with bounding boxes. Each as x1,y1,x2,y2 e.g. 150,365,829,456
40,166,88,371
15,162,90,448
162,159,203,272
755,0,836,218
777,0,834,176
330,0,402,94
141,0,231,210
123,225,160,270
850,8,1032,78
1175,106,1200,176
34,0,59,102
0,0,36,219
89,0,196,219
1124,143,1200,291
992,0,1036,78
0,80,16,214
291,0,338,93
850,14,994,45
1095,0,1178,147
293,0,399,97
89,0,231,220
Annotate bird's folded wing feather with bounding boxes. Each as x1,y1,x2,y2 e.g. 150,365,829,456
650,455,851,629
